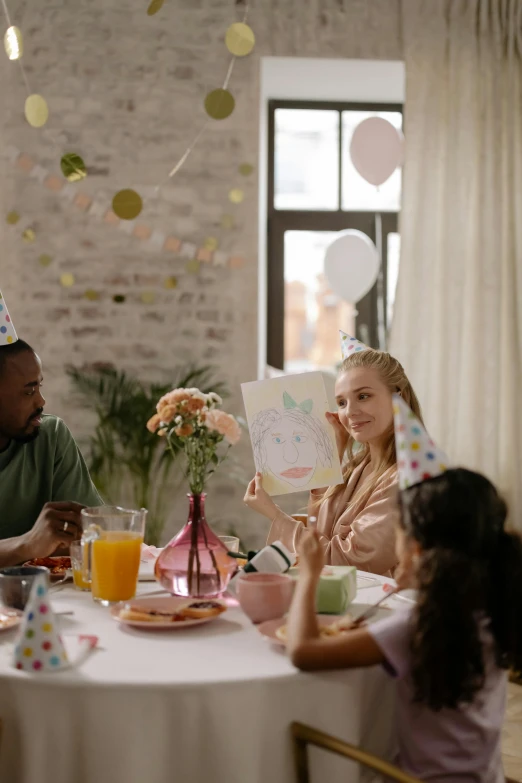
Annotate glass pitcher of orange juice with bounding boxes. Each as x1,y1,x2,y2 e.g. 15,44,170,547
81,506,147,606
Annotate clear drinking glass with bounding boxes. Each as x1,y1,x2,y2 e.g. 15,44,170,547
81,506,147,606
70,541,90,592
218,536,240,553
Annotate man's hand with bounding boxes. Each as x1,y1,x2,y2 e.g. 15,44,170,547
21,501,84,559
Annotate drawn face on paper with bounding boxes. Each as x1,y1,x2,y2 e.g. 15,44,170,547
263,415,318,487
250,399,334,489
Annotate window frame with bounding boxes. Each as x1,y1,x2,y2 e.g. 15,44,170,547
267,99,402,371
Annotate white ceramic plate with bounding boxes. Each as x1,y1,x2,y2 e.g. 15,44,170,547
111,596,227,630
0,607,22,632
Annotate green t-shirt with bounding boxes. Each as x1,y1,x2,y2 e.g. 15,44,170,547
0,414,102,539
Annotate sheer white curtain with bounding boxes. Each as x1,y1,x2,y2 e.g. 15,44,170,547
391,0,522,529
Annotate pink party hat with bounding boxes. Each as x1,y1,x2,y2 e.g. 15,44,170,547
393,394,450,490
13,574,69,672
340,330,369,360
0,290,18,346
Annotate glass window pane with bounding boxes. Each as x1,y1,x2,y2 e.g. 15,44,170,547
386,232,401,329
275,110,339,211
342,111,402,212
284,230,356,372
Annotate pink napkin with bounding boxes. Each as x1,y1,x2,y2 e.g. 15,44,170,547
140,544,162,562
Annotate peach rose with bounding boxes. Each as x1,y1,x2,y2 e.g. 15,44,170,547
205,409,241,445
146,413,161,433
157,388,192,413
186,397,206,414
157,403,178,422
174,423,194,438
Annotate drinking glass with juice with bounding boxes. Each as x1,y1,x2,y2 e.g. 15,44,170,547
70,540,90,591
81,507,147,606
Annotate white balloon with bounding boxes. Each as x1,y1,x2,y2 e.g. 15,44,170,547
350,116,404,187
324,230,380,303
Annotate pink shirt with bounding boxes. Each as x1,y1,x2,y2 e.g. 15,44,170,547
268,458,399,575
369,607,506,782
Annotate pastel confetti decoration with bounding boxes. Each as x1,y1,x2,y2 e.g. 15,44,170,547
339,330,370,360
392,394,450,491
13,574,69,673
0,290,18,346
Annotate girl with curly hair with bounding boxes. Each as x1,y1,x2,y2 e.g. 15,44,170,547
286,405,522,782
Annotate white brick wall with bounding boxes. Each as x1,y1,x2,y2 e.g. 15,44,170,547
0,0,401,548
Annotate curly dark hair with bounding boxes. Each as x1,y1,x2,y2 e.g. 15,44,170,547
400,468,522,711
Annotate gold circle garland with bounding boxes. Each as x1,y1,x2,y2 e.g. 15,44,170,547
112,189,143,220
147,0,164,15
39,254,53,267
204,89,235,121
60,153,87,182
60,273,75,287
225,23,255,57
25,95,49,128
229,188,244,204
6,211,20,225
4,26,23,60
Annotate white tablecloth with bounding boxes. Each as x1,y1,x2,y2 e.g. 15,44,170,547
0,574,401,783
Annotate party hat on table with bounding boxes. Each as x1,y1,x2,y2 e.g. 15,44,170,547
0,290,18,346
392,394,450,490
13,574,69,672
340,330,369,360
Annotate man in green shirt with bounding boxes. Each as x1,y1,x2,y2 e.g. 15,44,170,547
0,338,102,566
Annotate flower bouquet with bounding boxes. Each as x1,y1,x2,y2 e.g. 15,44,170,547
147,388,241,597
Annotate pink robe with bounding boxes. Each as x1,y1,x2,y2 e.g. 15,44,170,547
267,458,399,576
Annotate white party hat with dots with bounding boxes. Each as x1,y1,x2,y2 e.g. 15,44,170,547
13,574,69,673
339,330,369,360
0,290,18,346
393,394,450,490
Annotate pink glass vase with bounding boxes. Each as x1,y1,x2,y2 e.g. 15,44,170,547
154,493,236,598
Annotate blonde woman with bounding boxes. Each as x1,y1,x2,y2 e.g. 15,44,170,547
244,350,422,575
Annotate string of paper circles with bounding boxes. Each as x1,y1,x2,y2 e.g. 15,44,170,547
2,1,256,291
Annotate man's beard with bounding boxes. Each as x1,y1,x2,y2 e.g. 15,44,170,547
13,428,41,444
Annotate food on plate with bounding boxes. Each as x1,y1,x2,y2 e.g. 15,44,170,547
24,556,71,576
119,604,186,624
275,613,354,643
179,600,226,619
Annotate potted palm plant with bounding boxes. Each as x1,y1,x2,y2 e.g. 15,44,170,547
66,364,228,546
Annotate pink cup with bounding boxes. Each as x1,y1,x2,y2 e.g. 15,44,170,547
237,572,295,624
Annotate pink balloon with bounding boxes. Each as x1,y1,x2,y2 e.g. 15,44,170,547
349,117,404,187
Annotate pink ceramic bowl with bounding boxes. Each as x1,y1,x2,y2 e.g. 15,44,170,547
237,572,295,624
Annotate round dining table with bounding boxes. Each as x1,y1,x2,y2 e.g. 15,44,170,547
0,572,403,783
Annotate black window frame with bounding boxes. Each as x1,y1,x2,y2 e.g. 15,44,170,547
267,99,403,370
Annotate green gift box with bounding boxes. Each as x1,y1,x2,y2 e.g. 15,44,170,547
288,565,357,614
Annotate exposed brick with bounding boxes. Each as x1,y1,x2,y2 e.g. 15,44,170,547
196,310,219,322
105,275,130,286
0,0,401,551
164,236,181,253
134,274,161,286
71,327,111,338
206,327,229,342
48,308,71,320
